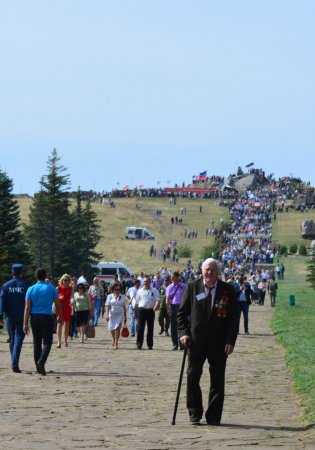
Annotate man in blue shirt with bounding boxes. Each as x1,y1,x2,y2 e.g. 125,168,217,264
0,263,28,373
23,268,59,376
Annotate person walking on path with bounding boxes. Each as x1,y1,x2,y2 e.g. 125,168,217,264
72,283,93,343
88,278,102,326
177,258,239,425
135,276,160,350
166,271,186,350
158,278,170,336
56,274,73,348
268,276,278,307
105,282,127,349
0,263,28,373
23,268,60,376
237,277,251,335
126,279,140,337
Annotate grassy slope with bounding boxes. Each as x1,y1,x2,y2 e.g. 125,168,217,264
272,210,315,247
17,197,228,273
271,256,315,422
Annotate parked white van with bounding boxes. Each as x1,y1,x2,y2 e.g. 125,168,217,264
125,226,155,240
92,261,133,284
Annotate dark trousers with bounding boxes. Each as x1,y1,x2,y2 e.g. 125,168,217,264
187,344,227,424
30,314,54,368
158,300,170,332
137,308,155,349
238,302,249,333
6,317,25,369
170,304,180,347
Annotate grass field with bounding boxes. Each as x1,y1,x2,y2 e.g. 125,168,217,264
17,196,228,273
272,210,315,247
271,256,315,422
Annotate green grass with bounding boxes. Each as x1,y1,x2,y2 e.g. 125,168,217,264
271,256,315,422
17,196,228,274
273,210,315,247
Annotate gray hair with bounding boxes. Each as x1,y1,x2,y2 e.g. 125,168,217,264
201,258,221,273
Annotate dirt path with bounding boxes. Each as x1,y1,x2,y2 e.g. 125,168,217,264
1,303,315,450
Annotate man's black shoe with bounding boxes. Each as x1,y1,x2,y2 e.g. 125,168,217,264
159,329,164,335
136,345,142,350
190,417,201,425
172,346,178,351
165,331,170,336
148,347,153,350
36,363,46,376
12,367,21,373
206,420,221,426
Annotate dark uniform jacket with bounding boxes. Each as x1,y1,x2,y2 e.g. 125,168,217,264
177,278,239,355
0,277,28,320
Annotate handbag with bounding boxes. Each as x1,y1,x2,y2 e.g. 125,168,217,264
86,320,95,338
121,325,130,338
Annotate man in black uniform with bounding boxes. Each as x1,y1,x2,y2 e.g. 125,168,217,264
0,263,28,373
178,258,239,425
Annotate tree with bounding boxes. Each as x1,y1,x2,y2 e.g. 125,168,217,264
80,199,102,277
0,169,29,282
26,149,72,277
306,257,315,290
67,190,103,278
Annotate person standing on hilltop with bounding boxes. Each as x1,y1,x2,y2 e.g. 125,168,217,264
0,264,28,373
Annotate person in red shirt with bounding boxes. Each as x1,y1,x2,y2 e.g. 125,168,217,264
56,274,73,348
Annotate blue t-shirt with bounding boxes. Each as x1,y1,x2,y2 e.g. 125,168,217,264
26,281,57,315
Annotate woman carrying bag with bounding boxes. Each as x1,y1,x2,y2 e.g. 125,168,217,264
105,282,127,349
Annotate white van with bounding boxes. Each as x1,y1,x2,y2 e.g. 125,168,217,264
92,261,133,284
125,226,155,240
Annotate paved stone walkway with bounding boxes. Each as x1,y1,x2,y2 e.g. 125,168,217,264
1,303,315,450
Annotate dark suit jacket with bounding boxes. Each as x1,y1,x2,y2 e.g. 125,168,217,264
177,278,240,355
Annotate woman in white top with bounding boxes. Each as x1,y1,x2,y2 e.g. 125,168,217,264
105,282,127,349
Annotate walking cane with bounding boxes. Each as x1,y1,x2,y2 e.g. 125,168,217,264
171,346,188,425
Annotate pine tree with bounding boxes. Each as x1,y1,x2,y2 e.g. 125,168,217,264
80,199,102,277
0,169,29,282
26,149,72,277
306,256,315,290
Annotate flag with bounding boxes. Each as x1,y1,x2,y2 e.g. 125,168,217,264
199,170,207,176
245,162,254,168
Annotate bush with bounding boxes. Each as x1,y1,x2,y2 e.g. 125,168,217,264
177,245,192,258
299,244,307,256
289,243,298,254
279,245,288,256
200,244,220,260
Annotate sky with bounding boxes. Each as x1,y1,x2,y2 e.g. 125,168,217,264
0,1,314,193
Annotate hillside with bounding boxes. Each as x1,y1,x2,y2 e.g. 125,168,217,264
17,196,228,274
272,210,315,247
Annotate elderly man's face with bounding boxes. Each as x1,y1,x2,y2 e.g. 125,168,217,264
202,262,219,287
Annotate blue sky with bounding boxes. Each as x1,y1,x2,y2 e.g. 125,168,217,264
0,1,314,193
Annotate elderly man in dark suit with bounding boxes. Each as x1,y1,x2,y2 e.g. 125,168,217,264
178,258,239,426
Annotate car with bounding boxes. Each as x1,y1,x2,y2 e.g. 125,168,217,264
125,226,155,240
91,261,133,285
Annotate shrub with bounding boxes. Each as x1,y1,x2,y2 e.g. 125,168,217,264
200,244,220,260
279,245,288,256
177,245,192,258
299,244,307,256
289,243,298,254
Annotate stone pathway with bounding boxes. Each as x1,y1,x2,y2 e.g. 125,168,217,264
1,303,315,450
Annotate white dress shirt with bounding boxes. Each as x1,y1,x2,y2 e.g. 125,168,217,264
135,287,160,309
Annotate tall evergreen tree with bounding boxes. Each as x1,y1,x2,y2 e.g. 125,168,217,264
306,256,315,290
26,149,72,277
67,189,103,277
0,169,29,282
